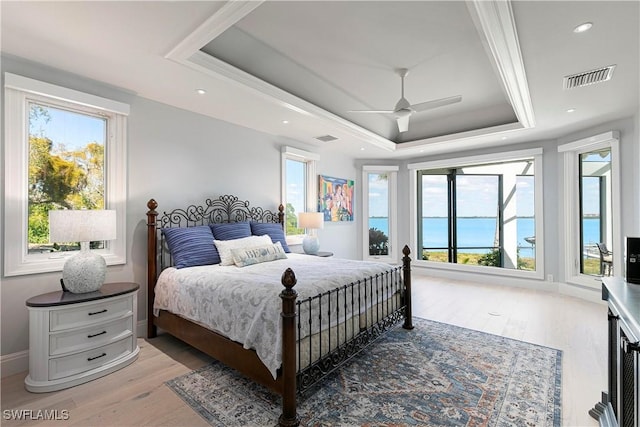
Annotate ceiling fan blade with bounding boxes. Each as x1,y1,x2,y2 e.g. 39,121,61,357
396,114,410,133
347,110,395,114
410,95,462,113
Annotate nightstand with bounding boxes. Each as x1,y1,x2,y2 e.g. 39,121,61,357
25,282,140,392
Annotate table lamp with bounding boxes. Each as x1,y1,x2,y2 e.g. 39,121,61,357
49,209,116,293
298,212,324,255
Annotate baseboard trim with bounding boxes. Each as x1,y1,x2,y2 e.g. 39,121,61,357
1,350,28,378
558,282,604,304
137,319,146,339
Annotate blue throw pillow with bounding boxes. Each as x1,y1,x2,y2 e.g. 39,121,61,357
210,221,251,241
250,222,290,253
161,226,220,268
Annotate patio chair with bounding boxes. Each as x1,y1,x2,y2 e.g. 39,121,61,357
596,242,613,276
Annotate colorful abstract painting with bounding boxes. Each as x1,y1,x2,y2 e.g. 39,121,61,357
318,175,354,222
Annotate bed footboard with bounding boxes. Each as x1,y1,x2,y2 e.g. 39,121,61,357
278,249,411,426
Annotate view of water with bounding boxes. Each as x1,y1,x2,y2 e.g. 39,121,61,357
369,217,601,258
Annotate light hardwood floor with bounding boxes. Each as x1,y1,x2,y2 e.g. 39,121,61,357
1,273,608,426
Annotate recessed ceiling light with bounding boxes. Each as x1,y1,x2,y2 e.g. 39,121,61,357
360,147,365,151
196,89,206,95
567,108,576,113
282,120,289,124
501,136,508,140
573,22,593,33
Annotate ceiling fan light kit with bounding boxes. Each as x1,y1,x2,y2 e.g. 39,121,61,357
348,68,462,133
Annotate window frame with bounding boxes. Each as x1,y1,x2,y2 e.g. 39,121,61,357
408,148,544,280
3,73,128,277
362,165,399,263
558,131,620,288
281,146,319,245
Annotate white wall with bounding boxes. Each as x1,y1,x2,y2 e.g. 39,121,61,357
0,56,360,372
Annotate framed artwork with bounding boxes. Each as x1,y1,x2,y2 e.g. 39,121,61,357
318,175,354,222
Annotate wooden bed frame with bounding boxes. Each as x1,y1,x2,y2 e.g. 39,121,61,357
146,195,413,426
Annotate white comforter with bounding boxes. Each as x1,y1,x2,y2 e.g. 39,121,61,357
153,254,399,378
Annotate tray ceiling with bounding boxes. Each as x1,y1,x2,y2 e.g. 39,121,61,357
200,1,518,144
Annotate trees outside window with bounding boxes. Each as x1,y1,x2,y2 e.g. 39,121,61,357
28,103,107,252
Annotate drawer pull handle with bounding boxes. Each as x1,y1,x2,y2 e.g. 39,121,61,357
88,309,107,316
88,331,107,338
87,353,107,362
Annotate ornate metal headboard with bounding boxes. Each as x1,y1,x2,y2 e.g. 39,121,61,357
147,194,284,270
155,194,283,229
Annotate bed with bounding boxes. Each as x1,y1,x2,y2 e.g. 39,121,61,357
146,195,413,426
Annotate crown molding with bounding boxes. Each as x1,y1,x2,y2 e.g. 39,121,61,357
467,0,536,129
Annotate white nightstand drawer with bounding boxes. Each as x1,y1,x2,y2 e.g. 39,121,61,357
50,296,132,332
50,315,133,356
48,336,133,380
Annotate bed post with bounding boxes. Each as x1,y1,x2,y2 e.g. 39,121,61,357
279,268,300,427
147,199,159,338
402,245,414,330
278,204,285,229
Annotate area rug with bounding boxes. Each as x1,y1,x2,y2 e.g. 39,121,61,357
166,317,562,426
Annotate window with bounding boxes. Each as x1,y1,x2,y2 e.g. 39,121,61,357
362,166,398,262
409,148,543,278
4,73,128,276
281,146,318,242
559,131,620,288
580,149,612,275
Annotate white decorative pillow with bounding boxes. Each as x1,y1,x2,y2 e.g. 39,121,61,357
232,242,288,267
214,235,273,266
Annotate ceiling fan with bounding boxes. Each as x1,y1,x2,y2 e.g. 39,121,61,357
347,68,462,133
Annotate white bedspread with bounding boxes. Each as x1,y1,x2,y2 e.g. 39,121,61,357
153,254,399,378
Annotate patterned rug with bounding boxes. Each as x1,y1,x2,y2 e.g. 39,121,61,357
166,317,562,426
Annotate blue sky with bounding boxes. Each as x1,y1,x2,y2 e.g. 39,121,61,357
419,175,535,217
285,159,305,214
368,174,390,217
29,103,106,150
369,173,538,218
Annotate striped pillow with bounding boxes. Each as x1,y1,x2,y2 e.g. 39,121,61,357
162,226,220,268
250,222,290,253
210,221,251,241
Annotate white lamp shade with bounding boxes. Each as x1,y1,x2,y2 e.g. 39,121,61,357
49,210,117,243
298,212,324,230
48,210,116,293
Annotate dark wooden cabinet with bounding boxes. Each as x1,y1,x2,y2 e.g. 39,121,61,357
591,277,640,427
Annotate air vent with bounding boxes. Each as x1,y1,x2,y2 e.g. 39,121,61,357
563,65,616,89
314,135,338,143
